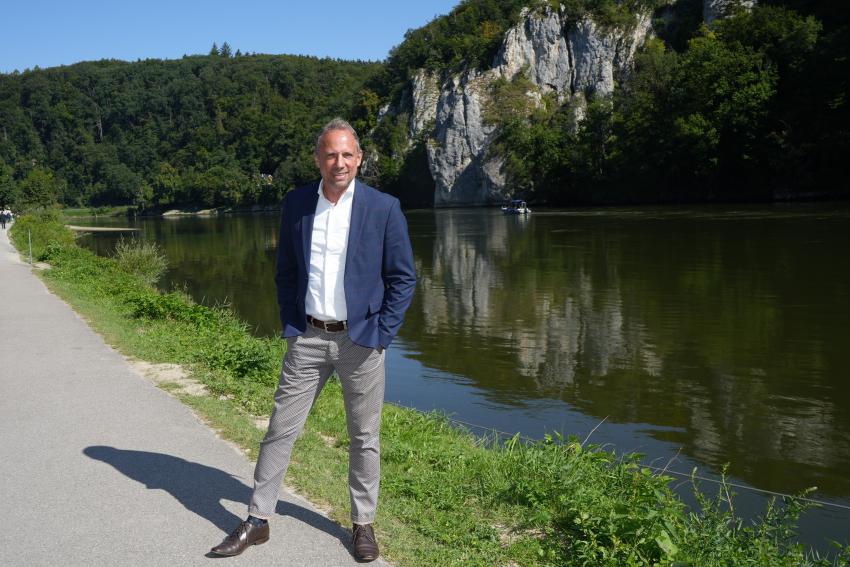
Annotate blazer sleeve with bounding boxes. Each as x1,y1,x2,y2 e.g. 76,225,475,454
378,199,417,347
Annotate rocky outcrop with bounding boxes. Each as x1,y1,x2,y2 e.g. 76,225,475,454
429,70,504,206
409,69,440,140
703,0,756,25
495,9,572,99
416,6,655,206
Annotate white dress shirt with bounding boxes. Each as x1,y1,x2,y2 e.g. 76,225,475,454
305,179,355,322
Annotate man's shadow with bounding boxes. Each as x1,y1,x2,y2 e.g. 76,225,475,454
83,446,349,546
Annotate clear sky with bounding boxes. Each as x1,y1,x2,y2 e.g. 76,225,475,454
0,0,461,73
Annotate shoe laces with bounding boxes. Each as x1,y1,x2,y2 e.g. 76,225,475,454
228,521,249,540
353,523,376,544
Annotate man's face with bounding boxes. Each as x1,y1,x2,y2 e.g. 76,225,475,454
314,129,362,195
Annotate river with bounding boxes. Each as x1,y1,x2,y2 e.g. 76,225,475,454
77,203,850,551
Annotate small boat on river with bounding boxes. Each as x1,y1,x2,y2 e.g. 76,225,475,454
501,199,531,214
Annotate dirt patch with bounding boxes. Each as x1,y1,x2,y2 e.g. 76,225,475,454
127,359,209,396
317,432,338,447
494,523,544,547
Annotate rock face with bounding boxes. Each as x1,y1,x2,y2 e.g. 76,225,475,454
495,9,573,99
409,69,440,141
703,0,756,24
414,6,654,206
429,70,504,206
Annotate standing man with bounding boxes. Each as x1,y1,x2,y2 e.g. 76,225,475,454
211,118,416,562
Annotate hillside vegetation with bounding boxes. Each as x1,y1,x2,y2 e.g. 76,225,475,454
0,52,379,210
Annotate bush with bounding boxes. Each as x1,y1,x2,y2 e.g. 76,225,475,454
125,289,213,324
112,237,168,286
8,210,75,262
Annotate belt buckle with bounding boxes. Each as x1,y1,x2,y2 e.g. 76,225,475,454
310,316,345,332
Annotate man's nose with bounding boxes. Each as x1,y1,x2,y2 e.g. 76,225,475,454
334,155,345,168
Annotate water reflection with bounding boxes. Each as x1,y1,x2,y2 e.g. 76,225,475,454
401,207,850,503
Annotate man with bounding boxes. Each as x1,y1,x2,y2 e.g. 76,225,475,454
211,118,416,562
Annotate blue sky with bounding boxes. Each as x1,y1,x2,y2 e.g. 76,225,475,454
0,0,461,73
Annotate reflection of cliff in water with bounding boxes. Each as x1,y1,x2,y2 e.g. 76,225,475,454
400,208,850,497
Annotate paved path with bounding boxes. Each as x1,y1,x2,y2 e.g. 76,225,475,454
0,227,384,566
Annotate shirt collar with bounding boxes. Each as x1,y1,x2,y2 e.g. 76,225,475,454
317,178,356,204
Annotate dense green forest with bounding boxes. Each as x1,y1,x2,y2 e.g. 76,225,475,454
1,0,848,210
0,51,380,210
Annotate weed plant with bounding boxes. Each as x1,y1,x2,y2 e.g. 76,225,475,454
113,237,168,286
10,213,849,566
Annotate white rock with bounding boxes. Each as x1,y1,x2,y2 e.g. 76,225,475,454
703,0,756,25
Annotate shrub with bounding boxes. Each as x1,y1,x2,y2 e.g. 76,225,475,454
125,290,214,325
8,210,75,262
112,237,168,286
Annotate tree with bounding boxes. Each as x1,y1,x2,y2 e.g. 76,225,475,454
15,167,61,211
151,162,181,207
93,162,143,205
0,163,17,207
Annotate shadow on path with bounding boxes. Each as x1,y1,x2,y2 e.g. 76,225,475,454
83,446,349,546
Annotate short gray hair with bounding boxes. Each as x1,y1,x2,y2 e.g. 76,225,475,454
315,117,361,154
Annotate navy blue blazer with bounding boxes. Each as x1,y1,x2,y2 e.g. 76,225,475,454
275,179,417,349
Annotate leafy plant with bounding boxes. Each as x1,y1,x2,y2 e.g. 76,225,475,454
112,237,168,286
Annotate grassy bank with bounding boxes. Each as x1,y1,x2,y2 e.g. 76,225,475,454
61,205,131,218
9,211,849,566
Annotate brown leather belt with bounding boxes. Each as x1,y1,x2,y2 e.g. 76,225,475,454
307,315,347,333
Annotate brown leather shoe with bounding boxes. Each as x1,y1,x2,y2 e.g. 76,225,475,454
210,520,270,556
352,523,379,562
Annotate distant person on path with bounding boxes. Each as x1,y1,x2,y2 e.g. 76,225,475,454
210,118,416,562
0,208,12,230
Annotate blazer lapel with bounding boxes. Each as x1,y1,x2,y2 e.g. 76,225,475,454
345,180,368,274
301,184,320,267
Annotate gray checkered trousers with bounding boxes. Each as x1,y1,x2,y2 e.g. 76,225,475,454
248,325,385,524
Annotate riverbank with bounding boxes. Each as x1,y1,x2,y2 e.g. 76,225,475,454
59,204,280,221
9,211,848,566
61,205,131,218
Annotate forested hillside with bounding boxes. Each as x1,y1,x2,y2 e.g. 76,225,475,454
0,50,379,210
1,0,848,210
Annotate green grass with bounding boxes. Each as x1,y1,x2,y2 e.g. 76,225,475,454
61,205,130,218
9,213,850,566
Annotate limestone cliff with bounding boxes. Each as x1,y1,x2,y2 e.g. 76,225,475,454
410,5,654,206
388,1,752,207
